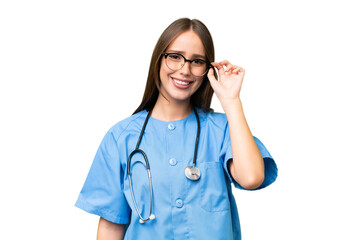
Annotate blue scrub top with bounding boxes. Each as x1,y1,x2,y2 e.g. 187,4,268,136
75,108,277,240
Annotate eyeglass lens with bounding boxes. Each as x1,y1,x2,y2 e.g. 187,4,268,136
165,53,208,76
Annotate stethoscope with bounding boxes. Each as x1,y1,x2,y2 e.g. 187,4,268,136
127,107,201,223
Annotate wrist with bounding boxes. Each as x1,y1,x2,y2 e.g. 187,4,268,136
220,97,242,112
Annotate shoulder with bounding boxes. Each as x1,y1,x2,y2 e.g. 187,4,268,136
197,108,229,130
106,110,148,141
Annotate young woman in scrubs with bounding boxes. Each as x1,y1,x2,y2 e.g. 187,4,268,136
76,18,277,239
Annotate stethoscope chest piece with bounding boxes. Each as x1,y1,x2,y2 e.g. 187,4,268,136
185,166,201,181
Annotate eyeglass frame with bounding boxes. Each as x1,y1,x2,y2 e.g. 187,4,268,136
162,52,214,77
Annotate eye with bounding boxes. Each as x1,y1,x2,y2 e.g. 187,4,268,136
192,59,206,66
168,54,181,60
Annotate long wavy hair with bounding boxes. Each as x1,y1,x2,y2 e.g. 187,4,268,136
133,18,216,114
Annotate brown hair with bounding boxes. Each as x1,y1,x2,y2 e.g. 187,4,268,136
133,18,216,115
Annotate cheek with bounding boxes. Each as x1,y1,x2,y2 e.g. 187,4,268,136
159,60,171,82
159,64,167,84
194,77,204,89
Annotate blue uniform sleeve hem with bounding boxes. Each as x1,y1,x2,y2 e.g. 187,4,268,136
224,156,278,191
224,157,242,189
75,196,130,225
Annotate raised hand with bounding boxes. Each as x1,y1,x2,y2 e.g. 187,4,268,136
207,60,245,107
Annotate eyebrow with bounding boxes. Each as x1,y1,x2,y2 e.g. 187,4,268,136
167,50,206,59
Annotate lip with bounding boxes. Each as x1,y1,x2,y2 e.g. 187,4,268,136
171,77,194,89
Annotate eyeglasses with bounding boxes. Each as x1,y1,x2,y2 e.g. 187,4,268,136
162,52,212,77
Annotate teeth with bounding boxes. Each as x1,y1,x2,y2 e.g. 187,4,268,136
173,79,190,85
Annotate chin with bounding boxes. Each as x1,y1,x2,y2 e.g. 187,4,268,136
169,94,192,103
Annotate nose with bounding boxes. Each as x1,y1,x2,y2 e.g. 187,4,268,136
180,61,191,75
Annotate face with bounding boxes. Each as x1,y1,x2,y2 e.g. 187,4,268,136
159,30,206,104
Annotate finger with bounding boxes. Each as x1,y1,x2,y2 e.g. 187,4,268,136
232,66,245,75
219,60,235,74
207,67,219,89
219,60,231,66
211,62,225,75
207,67,217,82
225,64,237,74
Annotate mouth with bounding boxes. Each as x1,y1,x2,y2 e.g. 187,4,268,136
171,77,194,88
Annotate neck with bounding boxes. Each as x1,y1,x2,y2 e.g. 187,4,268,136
151,95,192,122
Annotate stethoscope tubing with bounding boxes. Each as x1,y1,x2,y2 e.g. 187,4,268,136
192,108,200,167
127,149,153,223
127,109,153,223
127,107,200,223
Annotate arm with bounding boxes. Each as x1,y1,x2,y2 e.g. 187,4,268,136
223,99,264,189
208,61,264,189
97,217,125,240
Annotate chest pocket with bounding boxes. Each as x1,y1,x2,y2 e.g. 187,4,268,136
200,161,230,212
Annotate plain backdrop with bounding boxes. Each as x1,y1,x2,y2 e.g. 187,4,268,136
1,0,359,239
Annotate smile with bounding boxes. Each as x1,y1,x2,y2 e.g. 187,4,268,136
173,79,190,86
171,77,193,89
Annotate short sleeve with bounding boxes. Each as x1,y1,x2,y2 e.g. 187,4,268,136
221,123,278,190
75,130,131,224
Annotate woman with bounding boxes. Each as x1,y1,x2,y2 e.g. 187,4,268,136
75,18,277,239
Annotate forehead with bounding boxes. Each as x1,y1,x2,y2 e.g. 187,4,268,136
166,30,205,57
